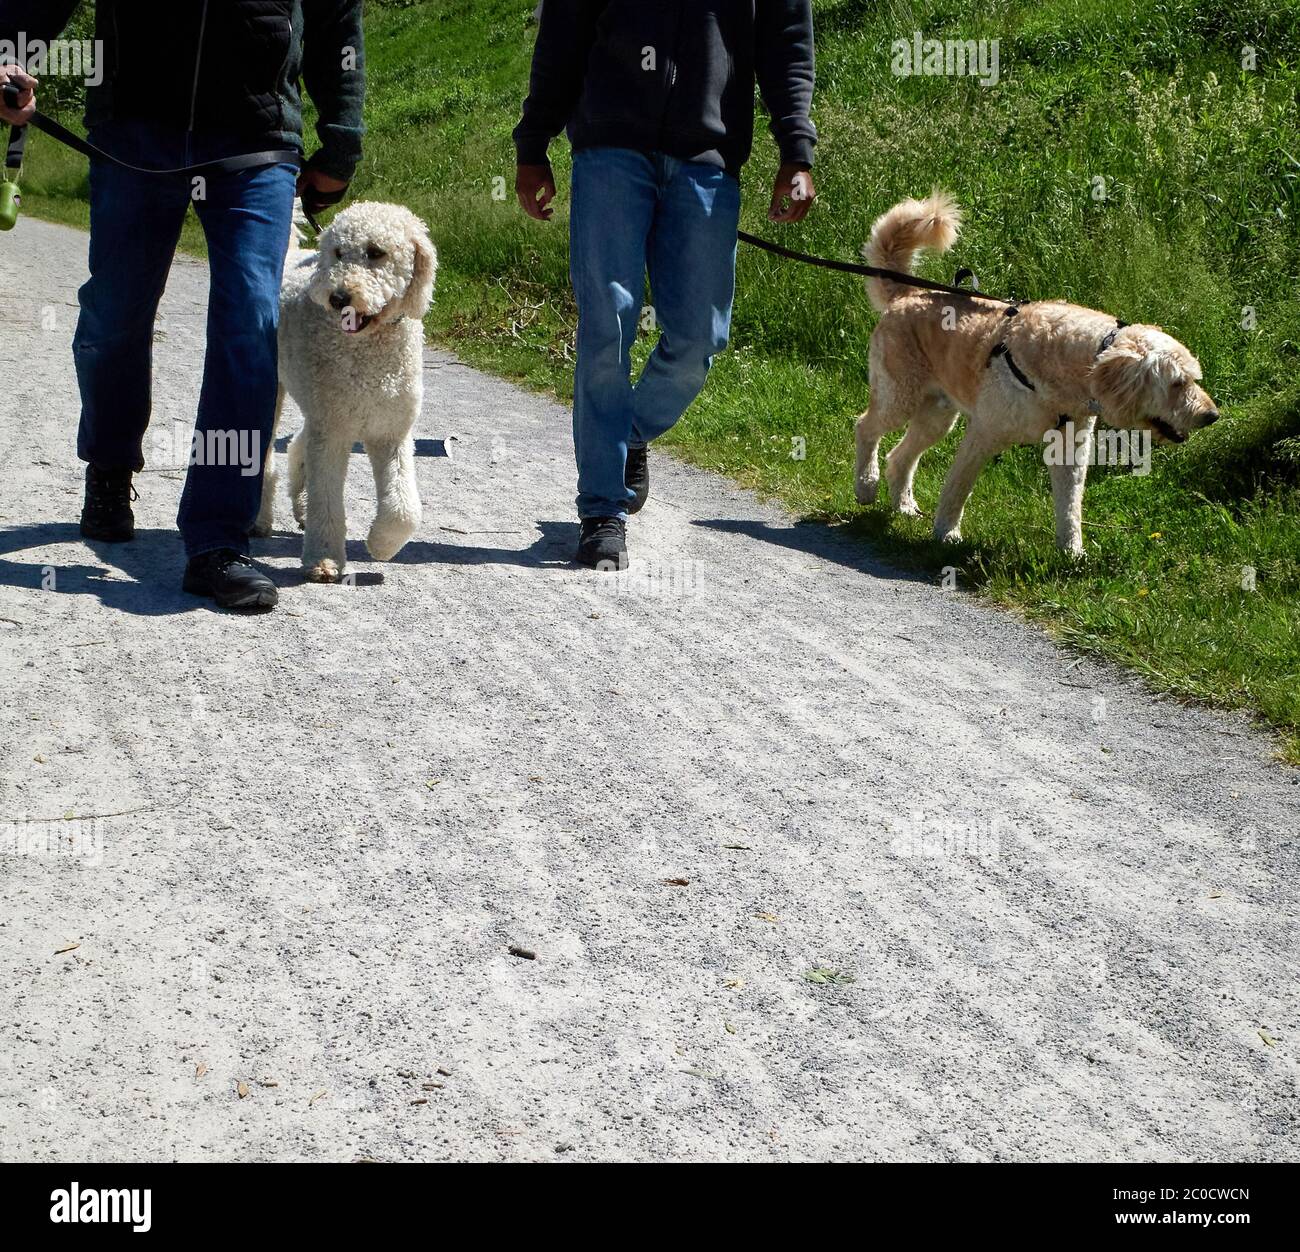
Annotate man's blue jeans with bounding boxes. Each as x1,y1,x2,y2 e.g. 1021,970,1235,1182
569,147,741,520
73,120,297,557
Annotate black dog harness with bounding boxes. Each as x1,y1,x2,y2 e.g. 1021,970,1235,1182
985,305,1128,429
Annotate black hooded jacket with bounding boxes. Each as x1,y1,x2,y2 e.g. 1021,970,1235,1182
514,0,816,178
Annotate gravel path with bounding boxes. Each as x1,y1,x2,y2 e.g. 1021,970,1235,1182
1,218,1297,1162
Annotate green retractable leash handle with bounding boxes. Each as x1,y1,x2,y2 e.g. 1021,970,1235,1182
2,80,28,230
0,176,19,231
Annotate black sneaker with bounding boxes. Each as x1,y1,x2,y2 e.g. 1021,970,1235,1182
625,445,650,514
182,548,278,611
80,464,136,542
576,517,628,571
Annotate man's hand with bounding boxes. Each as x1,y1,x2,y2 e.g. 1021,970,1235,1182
0,66,38,127
297,166,350,215
769,162,815,224
516,163,558,221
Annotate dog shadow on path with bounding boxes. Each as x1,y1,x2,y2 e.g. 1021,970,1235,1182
691,517,936,586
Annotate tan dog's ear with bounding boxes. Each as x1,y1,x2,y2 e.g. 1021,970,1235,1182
1089,346,1148,423
400,221,437,321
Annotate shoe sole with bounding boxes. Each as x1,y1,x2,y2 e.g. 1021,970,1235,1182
574,551,629,572
80,522,135,542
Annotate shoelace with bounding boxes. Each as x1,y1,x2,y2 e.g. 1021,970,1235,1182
84,477,137,518
201,550,251,575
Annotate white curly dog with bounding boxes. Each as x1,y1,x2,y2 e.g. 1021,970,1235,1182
254,201,437,582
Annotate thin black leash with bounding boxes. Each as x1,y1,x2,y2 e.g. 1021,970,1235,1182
736,228,1014,305
737,223,1126,416
5,84,992,295
2,81,336,231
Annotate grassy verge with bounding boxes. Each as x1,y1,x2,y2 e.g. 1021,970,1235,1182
12,0,1300,761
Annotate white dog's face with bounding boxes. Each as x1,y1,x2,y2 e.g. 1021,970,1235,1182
308,201,437,336
1089,327,1219,443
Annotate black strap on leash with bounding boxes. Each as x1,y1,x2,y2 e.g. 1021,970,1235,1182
4,116,25,172
737,228,1014,305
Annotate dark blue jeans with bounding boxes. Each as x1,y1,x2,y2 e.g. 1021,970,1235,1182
73,121,297,557
569,148,741,520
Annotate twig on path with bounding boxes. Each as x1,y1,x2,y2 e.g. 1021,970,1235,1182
439,526,523,535
5,801,166,824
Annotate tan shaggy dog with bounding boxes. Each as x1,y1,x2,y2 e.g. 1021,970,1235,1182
853,193,1220,554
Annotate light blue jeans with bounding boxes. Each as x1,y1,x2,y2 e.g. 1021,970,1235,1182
569,147,741,520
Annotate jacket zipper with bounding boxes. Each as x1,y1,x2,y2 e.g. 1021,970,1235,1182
187,0,211,132
657,0,685,152
278,13,294,132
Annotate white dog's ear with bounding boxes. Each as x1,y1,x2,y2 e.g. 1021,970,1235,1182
1089,345,1149,422
400,222,437,321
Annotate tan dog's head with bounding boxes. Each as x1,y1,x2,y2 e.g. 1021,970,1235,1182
1088,326,1219,443
309,202,436,336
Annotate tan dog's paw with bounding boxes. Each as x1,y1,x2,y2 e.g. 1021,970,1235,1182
895,500,923,518
304,558,342,583
855,477,879,505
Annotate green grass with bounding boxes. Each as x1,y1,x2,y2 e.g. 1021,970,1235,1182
13,0,1300,761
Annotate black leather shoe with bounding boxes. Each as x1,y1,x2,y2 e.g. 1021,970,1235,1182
576,517,628,571
80,464,136,542
182,548,278,611
625,445,650,514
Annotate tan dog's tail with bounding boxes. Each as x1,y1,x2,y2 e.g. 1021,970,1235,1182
862,192,962,312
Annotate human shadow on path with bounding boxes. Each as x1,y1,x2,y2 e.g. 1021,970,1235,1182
0,522,297,618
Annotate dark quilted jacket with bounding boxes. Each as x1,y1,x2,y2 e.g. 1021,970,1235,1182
0,0,365,180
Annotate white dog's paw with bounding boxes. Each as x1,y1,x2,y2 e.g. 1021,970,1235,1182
304,558,343,583
1062,541,1087,562
292,498,307,530
936,525,962,544
855,476,879,505
895,499,923,518
366,516,417,562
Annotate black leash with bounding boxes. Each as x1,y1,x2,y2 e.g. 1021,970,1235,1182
737,228,1014,305
2,80,341,232
740,224,1131,406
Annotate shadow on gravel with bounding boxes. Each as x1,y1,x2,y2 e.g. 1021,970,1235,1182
272,436,449,457
252,519,579,570
0,522,313,616
0,522,199,616
691,517,933,585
